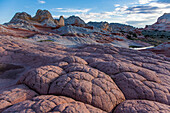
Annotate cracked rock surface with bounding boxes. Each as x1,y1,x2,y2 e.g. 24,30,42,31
0,84,38,112
114,100,170,113
2,95,106,113
18,65,66,94
49,63,125,112
0,36,170,112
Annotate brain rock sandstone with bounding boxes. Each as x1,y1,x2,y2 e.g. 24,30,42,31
18,65,66,94
114,100,170,113
2,95,106,113
0,84,38,112
0,36,170,112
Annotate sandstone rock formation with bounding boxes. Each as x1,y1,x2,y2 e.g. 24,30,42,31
49,63,125,112
88,22,109,31
18,65,66,94
145,42,170,57
114,100,170,113
58,16,65,27
6,9,65,29
2,95,106,113
109,23,135,33
10,12,32,24
32,9,57,27
145,13,170,31
0,8,170,112
0,35,169,112
0,84,38,112
65,16,86,27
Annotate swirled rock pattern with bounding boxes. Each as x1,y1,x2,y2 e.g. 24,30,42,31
0,36,170,112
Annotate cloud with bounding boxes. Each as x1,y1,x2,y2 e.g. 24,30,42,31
124,1,170,27
126,20,149,25
38,0,46,4
52,0,170,28
51,8,91,13
126,6,159,14
138,0,155,4
114,4,120,7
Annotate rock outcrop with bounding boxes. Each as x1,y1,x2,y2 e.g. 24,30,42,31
65,16,86,27
114,100,170,113
49,63,125,112
145,13,170,31
0,84,38,112
87,22,109,31
32,9,57,27
0,9,170,113
58,16,65,27
2,95,106,113
0,35,169,112
6,9,65,28
144,42,170,57
109,23,135,33
10,12,32,24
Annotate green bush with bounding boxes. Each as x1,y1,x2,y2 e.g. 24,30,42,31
38,40,54,42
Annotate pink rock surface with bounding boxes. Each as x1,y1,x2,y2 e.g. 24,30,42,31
62,56,88,64
49,63,125,112
0,84,38,112
114,100,170,113
18,65,66,94
145,42,170,57
88,59,170,105
0,36,170,112
2,95,106,113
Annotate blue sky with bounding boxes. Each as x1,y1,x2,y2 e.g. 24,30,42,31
0,0,169,27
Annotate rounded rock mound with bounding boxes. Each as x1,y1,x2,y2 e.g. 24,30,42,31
49,63,125,112
2,95,106,113
18,65,66,94
114,100,170,113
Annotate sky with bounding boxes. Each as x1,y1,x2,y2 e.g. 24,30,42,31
0,0,170,28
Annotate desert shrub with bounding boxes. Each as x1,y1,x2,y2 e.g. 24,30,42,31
38,40,54,42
